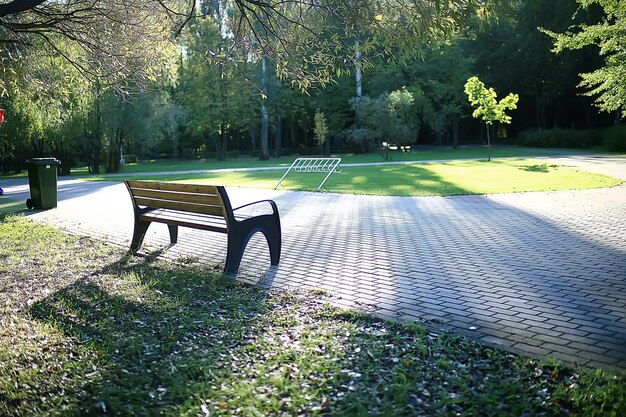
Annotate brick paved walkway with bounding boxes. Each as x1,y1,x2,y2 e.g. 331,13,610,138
3,155,625,369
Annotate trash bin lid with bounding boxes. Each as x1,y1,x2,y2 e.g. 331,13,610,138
26,158,61,165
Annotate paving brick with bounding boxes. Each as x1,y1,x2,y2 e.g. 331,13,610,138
534,333,570,346
512,343,552,358
496,319,531,331
521,319,557,331
542,342,588,357
558,327,590,339
479,327,515,340
566,341,609,356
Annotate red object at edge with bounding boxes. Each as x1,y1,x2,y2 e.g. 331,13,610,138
0,109,5,123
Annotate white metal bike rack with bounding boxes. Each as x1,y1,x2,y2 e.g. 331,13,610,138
275,157,342,191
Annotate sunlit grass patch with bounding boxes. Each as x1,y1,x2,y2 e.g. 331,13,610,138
120,158,621,197
0,197,25,216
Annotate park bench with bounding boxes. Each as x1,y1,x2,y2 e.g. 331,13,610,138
124,180,281,274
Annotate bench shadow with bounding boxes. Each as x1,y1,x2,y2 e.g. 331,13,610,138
26,251,273,413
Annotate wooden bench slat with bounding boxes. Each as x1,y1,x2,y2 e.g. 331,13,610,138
139,209,228,233
134,197,225,216
127,180,221,195
130,188,223,206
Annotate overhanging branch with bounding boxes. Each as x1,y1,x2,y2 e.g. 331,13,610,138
0,0,47,18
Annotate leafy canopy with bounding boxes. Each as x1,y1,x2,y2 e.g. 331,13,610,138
543,0,626,115
464,76,519,125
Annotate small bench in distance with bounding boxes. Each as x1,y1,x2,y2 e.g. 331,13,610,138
124,180,281,274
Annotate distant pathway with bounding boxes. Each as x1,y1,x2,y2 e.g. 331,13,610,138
2,153,625,369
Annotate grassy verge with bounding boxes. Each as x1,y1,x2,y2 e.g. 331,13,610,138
119,159,622,197
0,196,26,215
0,147,554,179
113,147,550,174
1,216,625,416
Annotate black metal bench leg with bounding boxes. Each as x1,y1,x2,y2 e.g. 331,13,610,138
130,220,151,253
224,235,247,275
264,230,281,266
167,224,178,245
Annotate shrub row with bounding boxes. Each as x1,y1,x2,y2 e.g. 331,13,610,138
517,129,601,148
602,125,626,151
517,125,626,151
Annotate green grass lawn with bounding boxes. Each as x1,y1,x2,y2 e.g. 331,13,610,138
1,216,625,416
121,159,622,197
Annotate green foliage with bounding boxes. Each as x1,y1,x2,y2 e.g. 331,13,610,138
405,41,474,138
544,0,626,115
313,110,329,145
0,1,180,97
348,88,417,150
123,154,138,164
0,41,95,173
601,125,626,151
237,0,508,88
465,75,518,159
464,76,519,126
177,16,259,160
517,128,603,148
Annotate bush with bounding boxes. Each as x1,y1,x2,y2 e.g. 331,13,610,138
124,154,138,163
601,125,626,152
517,129,602,148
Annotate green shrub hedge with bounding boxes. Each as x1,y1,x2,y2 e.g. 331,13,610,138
601,125,626,152
517,125,626,151
517,129,602,148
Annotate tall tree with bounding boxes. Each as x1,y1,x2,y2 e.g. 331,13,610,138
544,0,626,119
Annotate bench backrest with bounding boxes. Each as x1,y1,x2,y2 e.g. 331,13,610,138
125,180,234,220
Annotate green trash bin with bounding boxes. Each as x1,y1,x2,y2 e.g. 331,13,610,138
26,158,61,209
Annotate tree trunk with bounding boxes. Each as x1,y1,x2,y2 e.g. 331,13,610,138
55,138,72,176
214,126,227,161
452,118,459,149
31,135,44,157
106,127,124,173
220,129,227,161
486,123,491,162
355,39,362,98
290,123,298,149
249,129,258,149
259,57,270,160
553,100,562,129
274,114,282,158
89,82,103,174
217,51,229,161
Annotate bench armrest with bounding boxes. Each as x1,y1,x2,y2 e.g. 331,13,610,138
232,199,279,215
